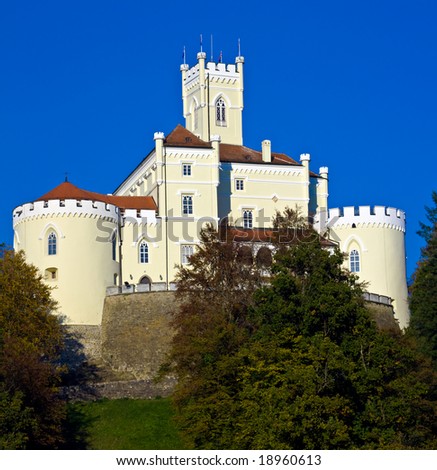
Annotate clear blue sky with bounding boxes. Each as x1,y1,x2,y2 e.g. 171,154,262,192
1,0,436,279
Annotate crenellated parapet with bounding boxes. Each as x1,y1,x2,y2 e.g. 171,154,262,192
122,208,158,225
316,205,406,232
183,61,241,89
13,199,119,227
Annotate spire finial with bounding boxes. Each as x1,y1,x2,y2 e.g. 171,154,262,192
210,34,213,62
238,38,241,57
65,172,69,182
200,33,203,52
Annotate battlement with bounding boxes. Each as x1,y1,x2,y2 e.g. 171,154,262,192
184,61,241,86
121,208,158,224
317,205,406,232
13,199,119,226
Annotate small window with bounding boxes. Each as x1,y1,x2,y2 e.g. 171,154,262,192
235,179,244,191
182,164,192,177
243,210,253,229
139,241,149,264
48,232,57,255
182,195,193,215
350,249,360,273
45,268,58,281
181,245,194,264
216,97,226,126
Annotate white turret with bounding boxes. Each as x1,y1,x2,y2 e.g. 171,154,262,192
315,205,409,328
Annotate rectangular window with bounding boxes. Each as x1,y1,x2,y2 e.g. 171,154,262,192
182,164,192,177
181,245,194,264
182,195,193,215
235,179,244,191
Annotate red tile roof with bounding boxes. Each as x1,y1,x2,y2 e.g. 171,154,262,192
225,227,336,246
37,181,157,211
164,124,212,148
219,143,301,166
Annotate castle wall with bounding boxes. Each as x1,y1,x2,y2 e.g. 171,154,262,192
101,291,179,380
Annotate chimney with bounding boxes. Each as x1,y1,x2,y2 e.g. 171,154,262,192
262,140,271,163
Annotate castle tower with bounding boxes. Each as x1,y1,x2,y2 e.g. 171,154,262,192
318,206,409,329
12,181,158,325
181,52,244,145
12,182,120,325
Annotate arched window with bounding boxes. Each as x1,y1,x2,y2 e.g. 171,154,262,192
48,231,57,255
139,241,149,264
216,97,226,126
243,210,253,229
350,249,360,273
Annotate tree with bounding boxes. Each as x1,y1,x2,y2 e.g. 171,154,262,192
0,250,66,449
409,191,437,366
166,224,264,420
170,220,437,449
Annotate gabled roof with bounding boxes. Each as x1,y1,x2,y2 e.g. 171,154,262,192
219,143,301,166
37,181,157,211
164,124,212,148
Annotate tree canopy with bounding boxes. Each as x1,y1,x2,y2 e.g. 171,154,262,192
0,250,66,449
169,216,437,449
409,191,437,366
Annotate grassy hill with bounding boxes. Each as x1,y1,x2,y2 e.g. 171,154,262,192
65,398,186,450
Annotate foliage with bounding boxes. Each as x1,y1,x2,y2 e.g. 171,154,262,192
409,191,437,366
0,250,66,449
66,398,185,450
166,224,264,386
169,215,437,449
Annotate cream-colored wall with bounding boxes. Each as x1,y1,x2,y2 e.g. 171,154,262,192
115,142,219,285
13,201,119,325
326,206,409,329
218,162,310,226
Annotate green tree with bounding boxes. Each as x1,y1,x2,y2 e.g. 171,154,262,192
170,222,437,449
166,224,264,423
409,191,437,366
0,250,66,449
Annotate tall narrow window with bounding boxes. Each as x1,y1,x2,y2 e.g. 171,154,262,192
243,210,253,229
216,97,226,126
111,233,117,261
48,231,57,255
139,241,149,264
350,249,360,273
181,245,194,264
182,195,193,215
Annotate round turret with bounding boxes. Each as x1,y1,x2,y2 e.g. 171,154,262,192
13,184,120,325
318,206,409,328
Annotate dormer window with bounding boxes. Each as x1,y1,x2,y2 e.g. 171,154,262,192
216,97,226,127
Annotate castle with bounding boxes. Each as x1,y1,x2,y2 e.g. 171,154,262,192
12,50,410,328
